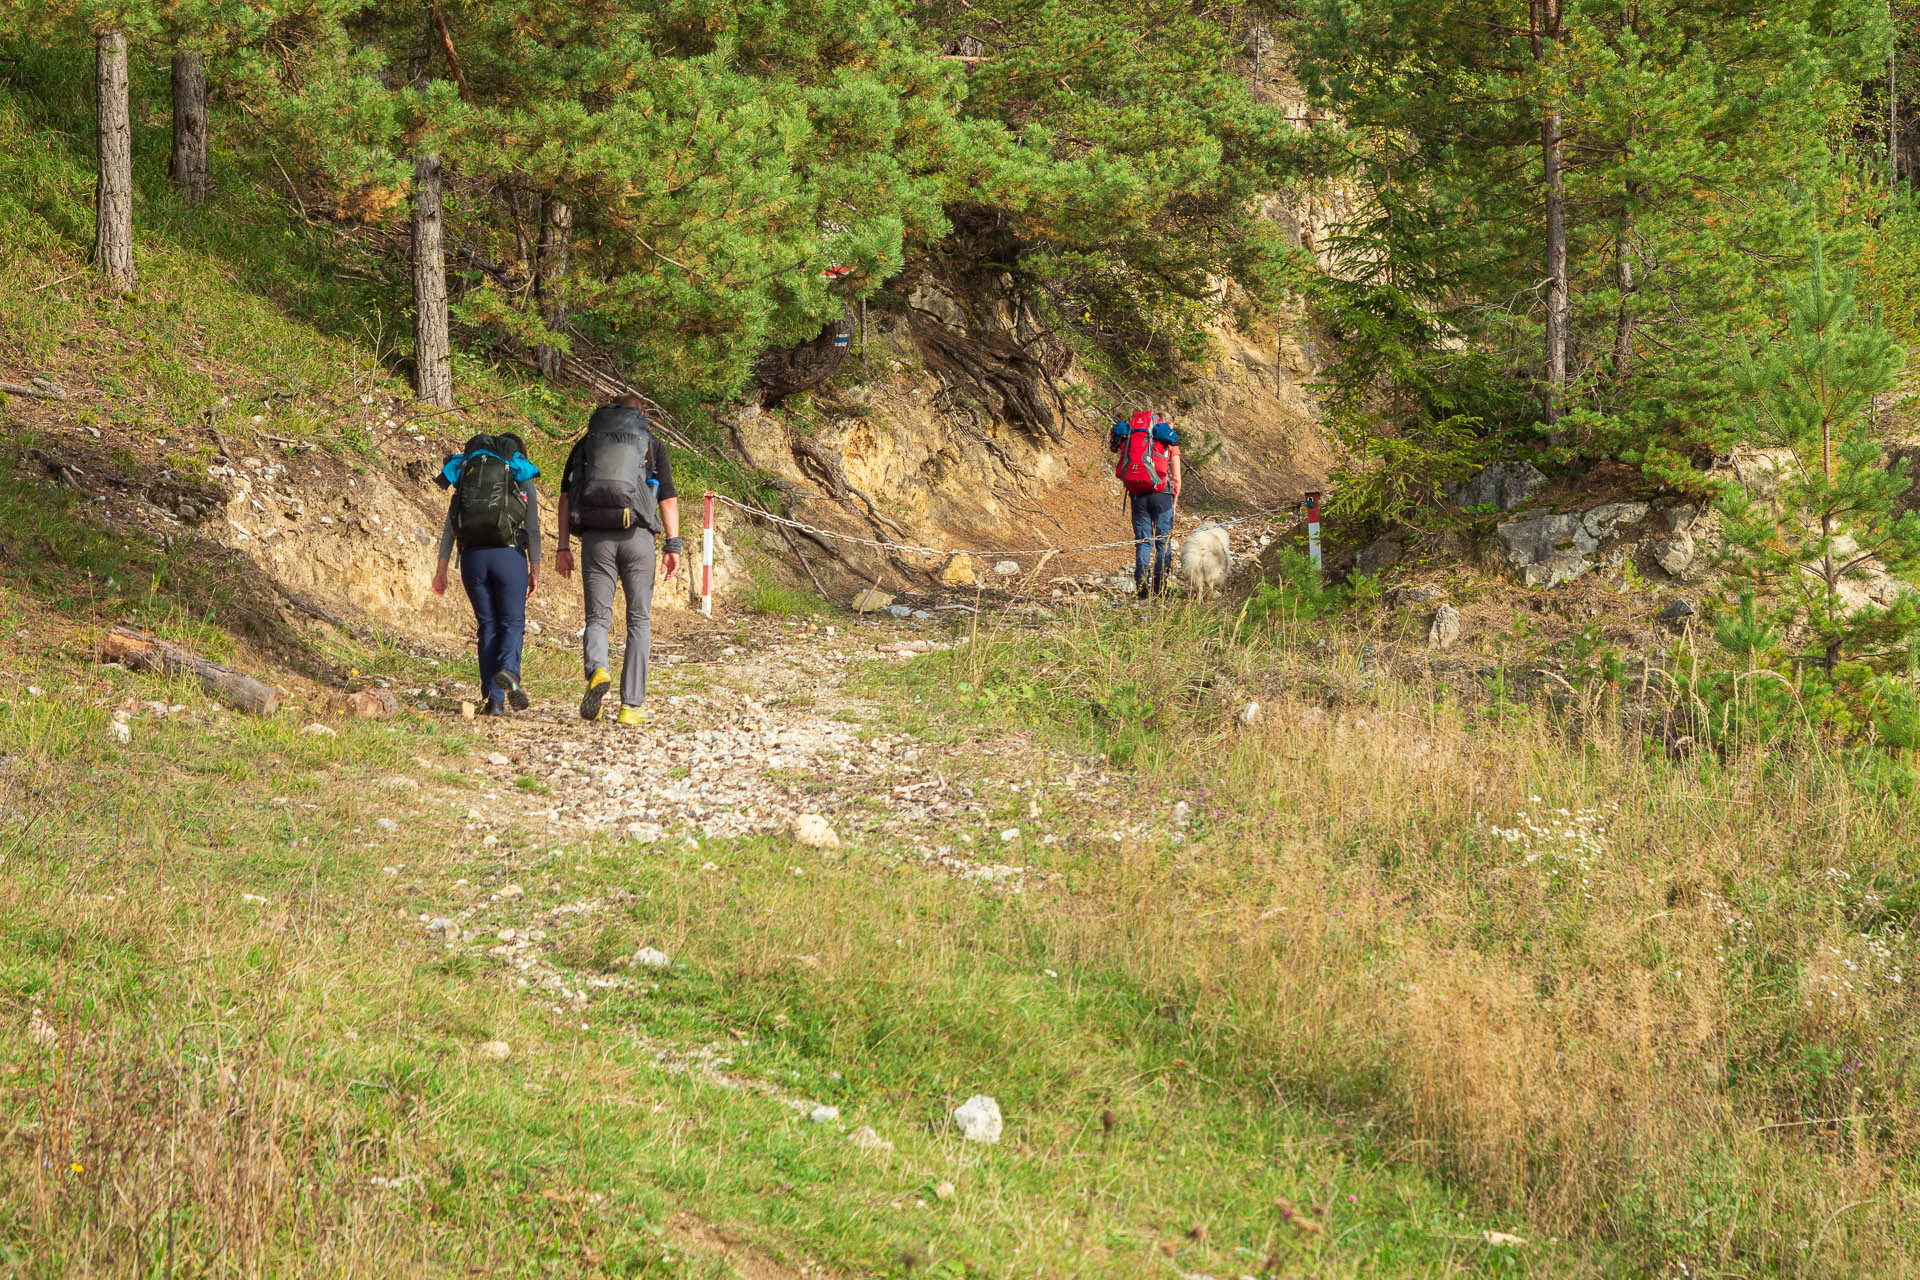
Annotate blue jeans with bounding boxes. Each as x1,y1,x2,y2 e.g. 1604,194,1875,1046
460,546,528,704
1130,492,1175,592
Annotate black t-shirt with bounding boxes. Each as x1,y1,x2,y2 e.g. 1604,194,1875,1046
561,430,676,503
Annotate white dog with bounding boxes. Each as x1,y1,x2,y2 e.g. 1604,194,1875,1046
1178,522,1232,600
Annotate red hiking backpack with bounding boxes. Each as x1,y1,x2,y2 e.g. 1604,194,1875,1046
1115,410,1172,496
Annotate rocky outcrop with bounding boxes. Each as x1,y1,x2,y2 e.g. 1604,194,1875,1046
212,442,735,647
725,275,1327,592
1452,461,1547,511
1492,502,1651,588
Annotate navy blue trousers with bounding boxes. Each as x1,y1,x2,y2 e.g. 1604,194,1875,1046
1130,492,1175,591
460,546,527,704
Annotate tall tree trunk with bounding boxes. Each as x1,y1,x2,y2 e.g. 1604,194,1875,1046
94,31,135,293
1613,130,1637,384
1611,216,1633,382
1543,107,1568,426
1533,0,1567,429
533,195,573,379
411,153,454,409
170,51,209,206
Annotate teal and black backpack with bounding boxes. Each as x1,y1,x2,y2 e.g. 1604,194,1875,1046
453,433,527,550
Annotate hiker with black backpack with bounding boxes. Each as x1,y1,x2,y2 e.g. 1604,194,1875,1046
1111,411,1182,598
431,432,541,715
553,395,682,726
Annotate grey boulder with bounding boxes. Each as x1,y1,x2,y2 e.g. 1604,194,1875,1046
1453,462,1549,511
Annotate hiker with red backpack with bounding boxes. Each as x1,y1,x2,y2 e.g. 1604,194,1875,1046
1111,411,1182,598
430,432,541,716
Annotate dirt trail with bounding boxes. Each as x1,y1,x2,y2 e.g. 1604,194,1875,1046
455,620,1105,872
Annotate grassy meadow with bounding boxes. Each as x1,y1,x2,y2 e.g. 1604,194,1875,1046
875,599,1920,1277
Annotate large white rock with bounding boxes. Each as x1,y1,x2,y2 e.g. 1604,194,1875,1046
953,1094,1004,1143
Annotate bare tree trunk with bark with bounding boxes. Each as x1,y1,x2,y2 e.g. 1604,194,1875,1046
1613,127,1638,383
170,51,209,205
94,31,136,293
1542,107,1568,426
411,152,454,409
534,195,572,379
1532,0,1567,430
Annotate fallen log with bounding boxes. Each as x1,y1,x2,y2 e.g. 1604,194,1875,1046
99,625,281,715
1,380,66,400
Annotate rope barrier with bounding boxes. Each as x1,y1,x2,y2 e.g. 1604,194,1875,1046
709,492,1314,562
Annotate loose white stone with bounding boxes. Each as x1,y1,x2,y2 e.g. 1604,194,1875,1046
631,947,671,970
809,1105,840,1124
953,1094,1003,1143
848,1125,893,1152
476,1040,512,1060
301,722,337,738
1237,701,1261,727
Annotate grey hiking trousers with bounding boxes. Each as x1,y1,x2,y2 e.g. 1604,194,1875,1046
580,527,655,706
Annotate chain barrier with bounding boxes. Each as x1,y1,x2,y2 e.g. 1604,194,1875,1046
710,492,1314,562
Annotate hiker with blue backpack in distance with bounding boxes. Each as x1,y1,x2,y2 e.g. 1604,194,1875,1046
1111,410,1182,598
431,431,541,716
553,394,682,727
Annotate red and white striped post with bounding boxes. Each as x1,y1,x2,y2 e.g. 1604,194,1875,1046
1304,490,1322,572
700,491,715,618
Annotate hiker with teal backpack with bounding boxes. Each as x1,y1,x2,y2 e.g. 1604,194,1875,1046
431,432,541,716
1111,411,1182,598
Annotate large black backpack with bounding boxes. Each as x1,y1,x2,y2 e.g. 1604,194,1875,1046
453,433,526,550
569,405,660,533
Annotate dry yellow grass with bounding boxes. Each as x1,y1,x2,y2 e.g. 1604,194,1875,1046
897,601,1920,1275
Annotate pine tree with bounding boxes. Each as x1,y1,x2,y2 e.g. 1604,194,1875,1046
1295,0,1891,476
92,24,135,292
169,47,207,204
919,0,1323,376
1716,236,1920,739
151,1,285,206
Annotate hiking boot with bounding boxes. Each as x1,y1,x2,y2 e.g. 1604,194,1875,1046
616,705,647,727
495,669,530,711
480,699,506,717
580,668,611,721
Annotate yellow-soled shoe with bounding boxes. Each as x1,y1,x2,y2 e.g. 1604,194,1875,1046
580,668,611,721
615,705,646,727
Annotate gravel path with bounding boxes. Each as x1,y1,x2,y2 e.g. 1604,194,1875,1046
449,622,1123,877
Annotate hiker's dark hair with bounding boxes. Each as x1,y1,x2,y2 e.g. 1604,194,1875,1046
612,393,645,409
496,431,526,456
